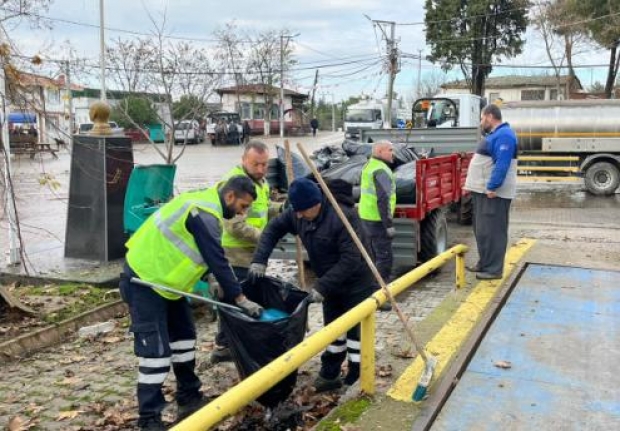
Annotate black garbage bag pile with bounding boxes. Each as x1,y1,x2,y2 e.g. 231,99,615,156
320,155,368,186
391,142,420,168
342,139,372,157
310,145,348,171
394,161,417,204
218,276,309,408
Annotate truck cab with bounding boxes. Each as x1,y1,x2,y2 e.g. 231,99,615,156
344,98,403,140
412,94,484,129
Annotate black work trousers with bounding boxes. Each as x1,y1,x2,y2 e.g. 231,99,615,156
472,192,512,276
320,287,370,385
362,221,393,283
120,267,202,422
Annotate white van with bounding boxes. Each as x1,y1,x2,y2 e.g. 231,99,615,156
174,120,204,144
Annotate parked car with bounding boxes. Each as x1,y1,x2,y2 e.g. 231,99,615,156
76,121,125,135
173,120,204,144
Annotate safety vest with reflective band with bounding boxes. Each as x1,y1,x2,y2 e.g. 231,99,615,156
358,158,396,221
221,165,270,249
126,186,223,300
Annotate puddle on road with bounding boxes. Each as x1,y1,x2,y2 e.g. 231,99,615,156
515,190,620,210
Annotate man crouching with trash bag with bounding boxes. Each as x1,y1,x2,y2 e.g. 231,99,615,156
249,178,374,392
120,176,263,431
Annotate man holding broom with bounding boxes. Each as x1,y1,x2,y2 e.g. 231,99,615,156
248,178,375,392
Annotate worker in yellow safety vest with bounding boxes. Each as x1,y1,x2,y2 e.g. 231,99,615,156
358,141,396,311
209,140,283,364
119,176,263,431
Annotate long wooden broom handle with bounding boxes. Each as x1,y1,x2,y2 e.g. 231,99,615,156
284,140,307,289
297,143,427,361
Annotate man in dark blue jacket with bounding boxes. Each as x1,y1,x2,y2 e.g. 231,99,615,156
248,178,374,392
464,104,518,280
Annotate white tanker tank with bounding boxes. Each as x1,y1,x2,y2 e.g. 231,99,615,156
500,99,620,152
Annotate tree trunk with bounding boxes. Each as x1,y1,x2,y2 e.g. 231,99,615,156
604,44,618,99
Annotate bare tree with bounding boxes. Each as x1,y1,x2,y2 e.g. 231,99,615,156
214,21,247,114
246,29,296,135
0,0,53,27
531,0,588,98
419,69,449,98
106,10,220,164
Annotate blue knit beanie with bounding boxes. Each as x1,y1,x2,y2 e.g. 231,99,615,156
288,178,322,211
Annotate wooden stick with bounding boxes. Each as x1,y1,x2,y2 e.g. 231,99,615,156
284,140,307,290
297,142,428,362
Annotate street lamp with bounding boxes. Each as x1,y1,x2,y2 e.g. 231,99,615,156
99,0,106,102
280,32,299,138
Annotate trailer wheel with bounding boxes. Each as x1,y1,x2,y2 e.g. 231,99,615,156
419,209,448,263
584,161,620,196
456,195,473,225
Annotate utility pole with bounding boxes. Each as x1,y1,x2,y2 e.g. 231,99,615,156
64,60,74,142
416,49,422,99
99,0,106,102
368,19,399,129
1,58,21,265
331,92,335,132
279,32,299,138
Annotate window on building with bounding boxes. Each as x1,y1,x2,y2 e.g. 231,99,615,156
549,88,565,100
239,102,251,119
489,92,501,103
46,88,60,104
253,103,265,119
521,89,545,101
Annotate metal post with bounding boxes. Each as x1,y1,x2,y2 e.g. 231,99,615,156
456,253,466,289
417,49,422,99
99,0,106,102
1,65,21,265
279,34,284,139
360,312,376,394
64,60,74,144
331,92,335,132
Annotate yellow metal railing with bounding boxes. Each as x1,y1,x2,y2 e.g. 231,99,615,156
172,244,469,431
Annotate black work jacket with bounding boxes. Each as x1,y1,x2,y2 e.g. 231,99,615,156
253,198,374,297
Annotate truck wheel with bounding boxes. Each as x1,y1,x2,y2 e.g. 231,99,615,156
456,195,473,225
419,209,448,263
584,161,620,196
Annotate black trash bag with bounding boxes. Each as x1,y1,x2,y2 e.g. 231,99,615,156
311,145,348,171
394,161,417,204
218,277,309,408
320,155,368,185
341,139,372,157
275,145,312,190
391,143,419,168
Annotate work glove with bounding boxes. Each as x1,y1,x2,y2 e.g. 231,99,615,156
307,287,325,303
236,296,264,318
248,263,267,283
208,279,224,300
386,227,396,239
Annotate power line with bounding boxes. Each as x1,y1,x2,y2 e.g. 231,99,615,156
395,5,530,26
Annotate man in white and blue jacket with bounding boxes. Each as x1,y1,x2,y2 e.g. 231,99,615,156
464,104,518,280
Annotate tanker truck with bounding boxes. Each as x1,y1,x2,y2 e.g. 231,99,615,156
361,94,620,196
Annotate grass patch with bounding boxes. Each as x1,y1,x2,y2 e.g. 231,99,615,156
315,397,372,431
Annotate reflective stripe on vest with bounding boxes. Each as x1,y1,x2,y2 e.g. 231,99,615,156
126,187,223,300
221,166,270,249
358,158,396,222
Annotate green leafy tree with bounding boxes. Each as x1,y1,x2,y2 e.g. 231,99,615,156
425,0,529,95
172,95,208,121
111,97,158,129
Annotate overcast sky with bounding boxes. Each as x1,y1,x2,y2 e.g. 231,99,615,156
8,0,610,102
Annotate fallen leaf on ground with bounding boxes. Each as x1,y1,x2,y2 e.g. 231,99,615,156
341,425,363,431
377,364,393,377
494,360,512,369
101,336,122,344
56,410,82,421
7,416,25,431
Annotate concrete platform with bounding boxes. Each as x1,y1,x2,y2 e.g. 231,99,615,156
431,263,620,430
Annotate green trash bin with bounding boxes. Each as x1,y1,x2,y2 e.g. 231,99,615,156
148,123,165,143
123,164,176,235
